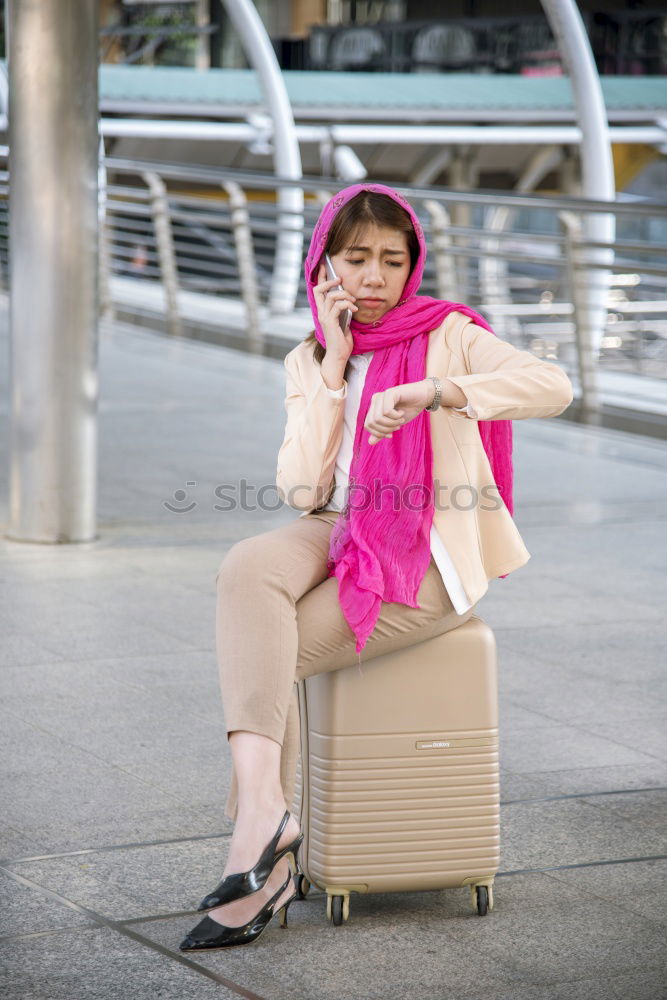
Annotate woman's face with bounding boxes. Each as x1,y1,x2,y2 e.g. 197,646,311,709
328,223,412,326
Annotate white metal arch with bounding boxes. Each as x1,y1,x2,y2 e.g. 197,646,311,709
220,0,303,315
541,0,615,409
541,0,615,208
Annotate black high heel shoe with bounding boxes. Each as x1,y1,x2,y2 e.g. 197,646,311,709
180,868,297,951
197,808,303,911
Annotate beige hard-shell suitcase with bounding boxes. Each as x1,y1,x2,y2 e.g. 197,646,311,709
293,614,499,925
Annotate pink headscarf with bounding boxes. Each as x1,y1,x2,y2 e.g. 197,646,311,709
304,183,513,657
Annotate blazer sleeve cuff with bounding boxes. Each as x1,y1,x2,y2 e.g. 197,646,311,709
324,379,347,399
452,401,478,419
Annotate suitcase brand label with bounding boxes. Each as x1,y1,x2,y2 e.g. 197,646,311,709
416,737,498,750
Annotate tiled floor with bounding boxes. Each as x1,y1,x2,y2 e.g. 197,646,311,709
1,308,665,999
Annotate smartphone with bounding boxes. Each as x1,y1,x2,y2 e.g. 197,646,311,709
324,253,352,332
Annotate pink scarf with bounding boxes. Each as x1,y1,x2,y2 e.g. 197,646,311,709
304,183,513,657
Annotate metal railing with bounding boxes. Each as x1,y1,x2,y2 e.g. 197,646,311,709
1,151,666,411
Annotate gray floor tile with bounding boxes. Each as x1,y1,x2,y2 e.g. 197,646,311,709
3,756,187,838
0,629,65,669
0,826,48,864
12,803,230,857
2,597,192,662
479,895,664,990
135,868,665,1000
578,788,667,838
496,620,667,685
501,762,667,797
478,569,662,630
546,857,666,925
499,719,658,774
480,970,666,1000
0,872,93,938
583,715,667,763
10,837,231,922
0,925,239,1000
500,794,664,871
138,901,520,1000
498,662,663,729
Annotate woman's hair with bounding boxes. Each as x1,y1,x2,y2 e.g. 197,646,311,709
303,192,420,374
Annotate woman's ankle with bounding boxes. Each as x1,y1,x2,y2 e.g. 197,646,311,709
234,793,288,827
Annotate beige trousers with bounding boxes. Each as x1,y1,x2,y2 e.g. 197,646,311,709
215,509,477,821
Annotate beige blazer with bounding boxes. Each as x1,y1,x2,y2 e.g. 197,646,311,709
276,310,574,609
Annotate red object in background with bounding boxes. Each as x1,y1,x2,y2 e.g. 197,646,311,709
521,64,564,76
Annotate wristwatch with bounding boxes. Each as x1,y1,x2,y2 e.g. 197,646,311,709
425,376,442,412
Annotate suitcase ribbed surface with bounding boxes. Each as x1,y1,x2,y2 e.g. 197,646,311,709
296,730,499,890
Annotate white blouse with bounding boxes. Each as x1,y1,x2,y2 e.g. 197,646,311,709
321,351,478,616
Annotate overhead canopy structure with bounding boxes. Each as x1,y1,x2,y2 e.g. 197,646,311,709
77,66,667,186
94,66,667,122
0,63,664,185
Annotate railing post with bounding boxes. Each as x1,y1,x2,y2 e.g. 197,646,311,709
142,171,181,338
98,136,114,322
448,145,478,302
423,200,457,302
560,211,602,422
98,218,114,322
222,181,262,354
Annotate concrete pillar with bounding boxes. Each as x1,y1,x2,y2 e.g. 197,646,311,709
7,0,99,542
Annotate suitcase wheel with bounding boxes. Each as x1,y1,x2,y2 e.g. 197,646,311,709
294,873,311,900
326,892,350,926
470,882,494,915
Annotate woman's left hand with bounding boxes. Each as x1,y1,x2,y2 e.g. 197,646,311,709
364,380,434,445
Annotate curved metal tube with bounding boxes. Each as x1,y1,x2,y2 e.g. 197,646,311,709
541,0,615,403
220,0,303,314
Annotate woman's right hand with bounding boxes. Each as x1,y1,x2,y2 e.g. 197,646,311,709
313,262,357,362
